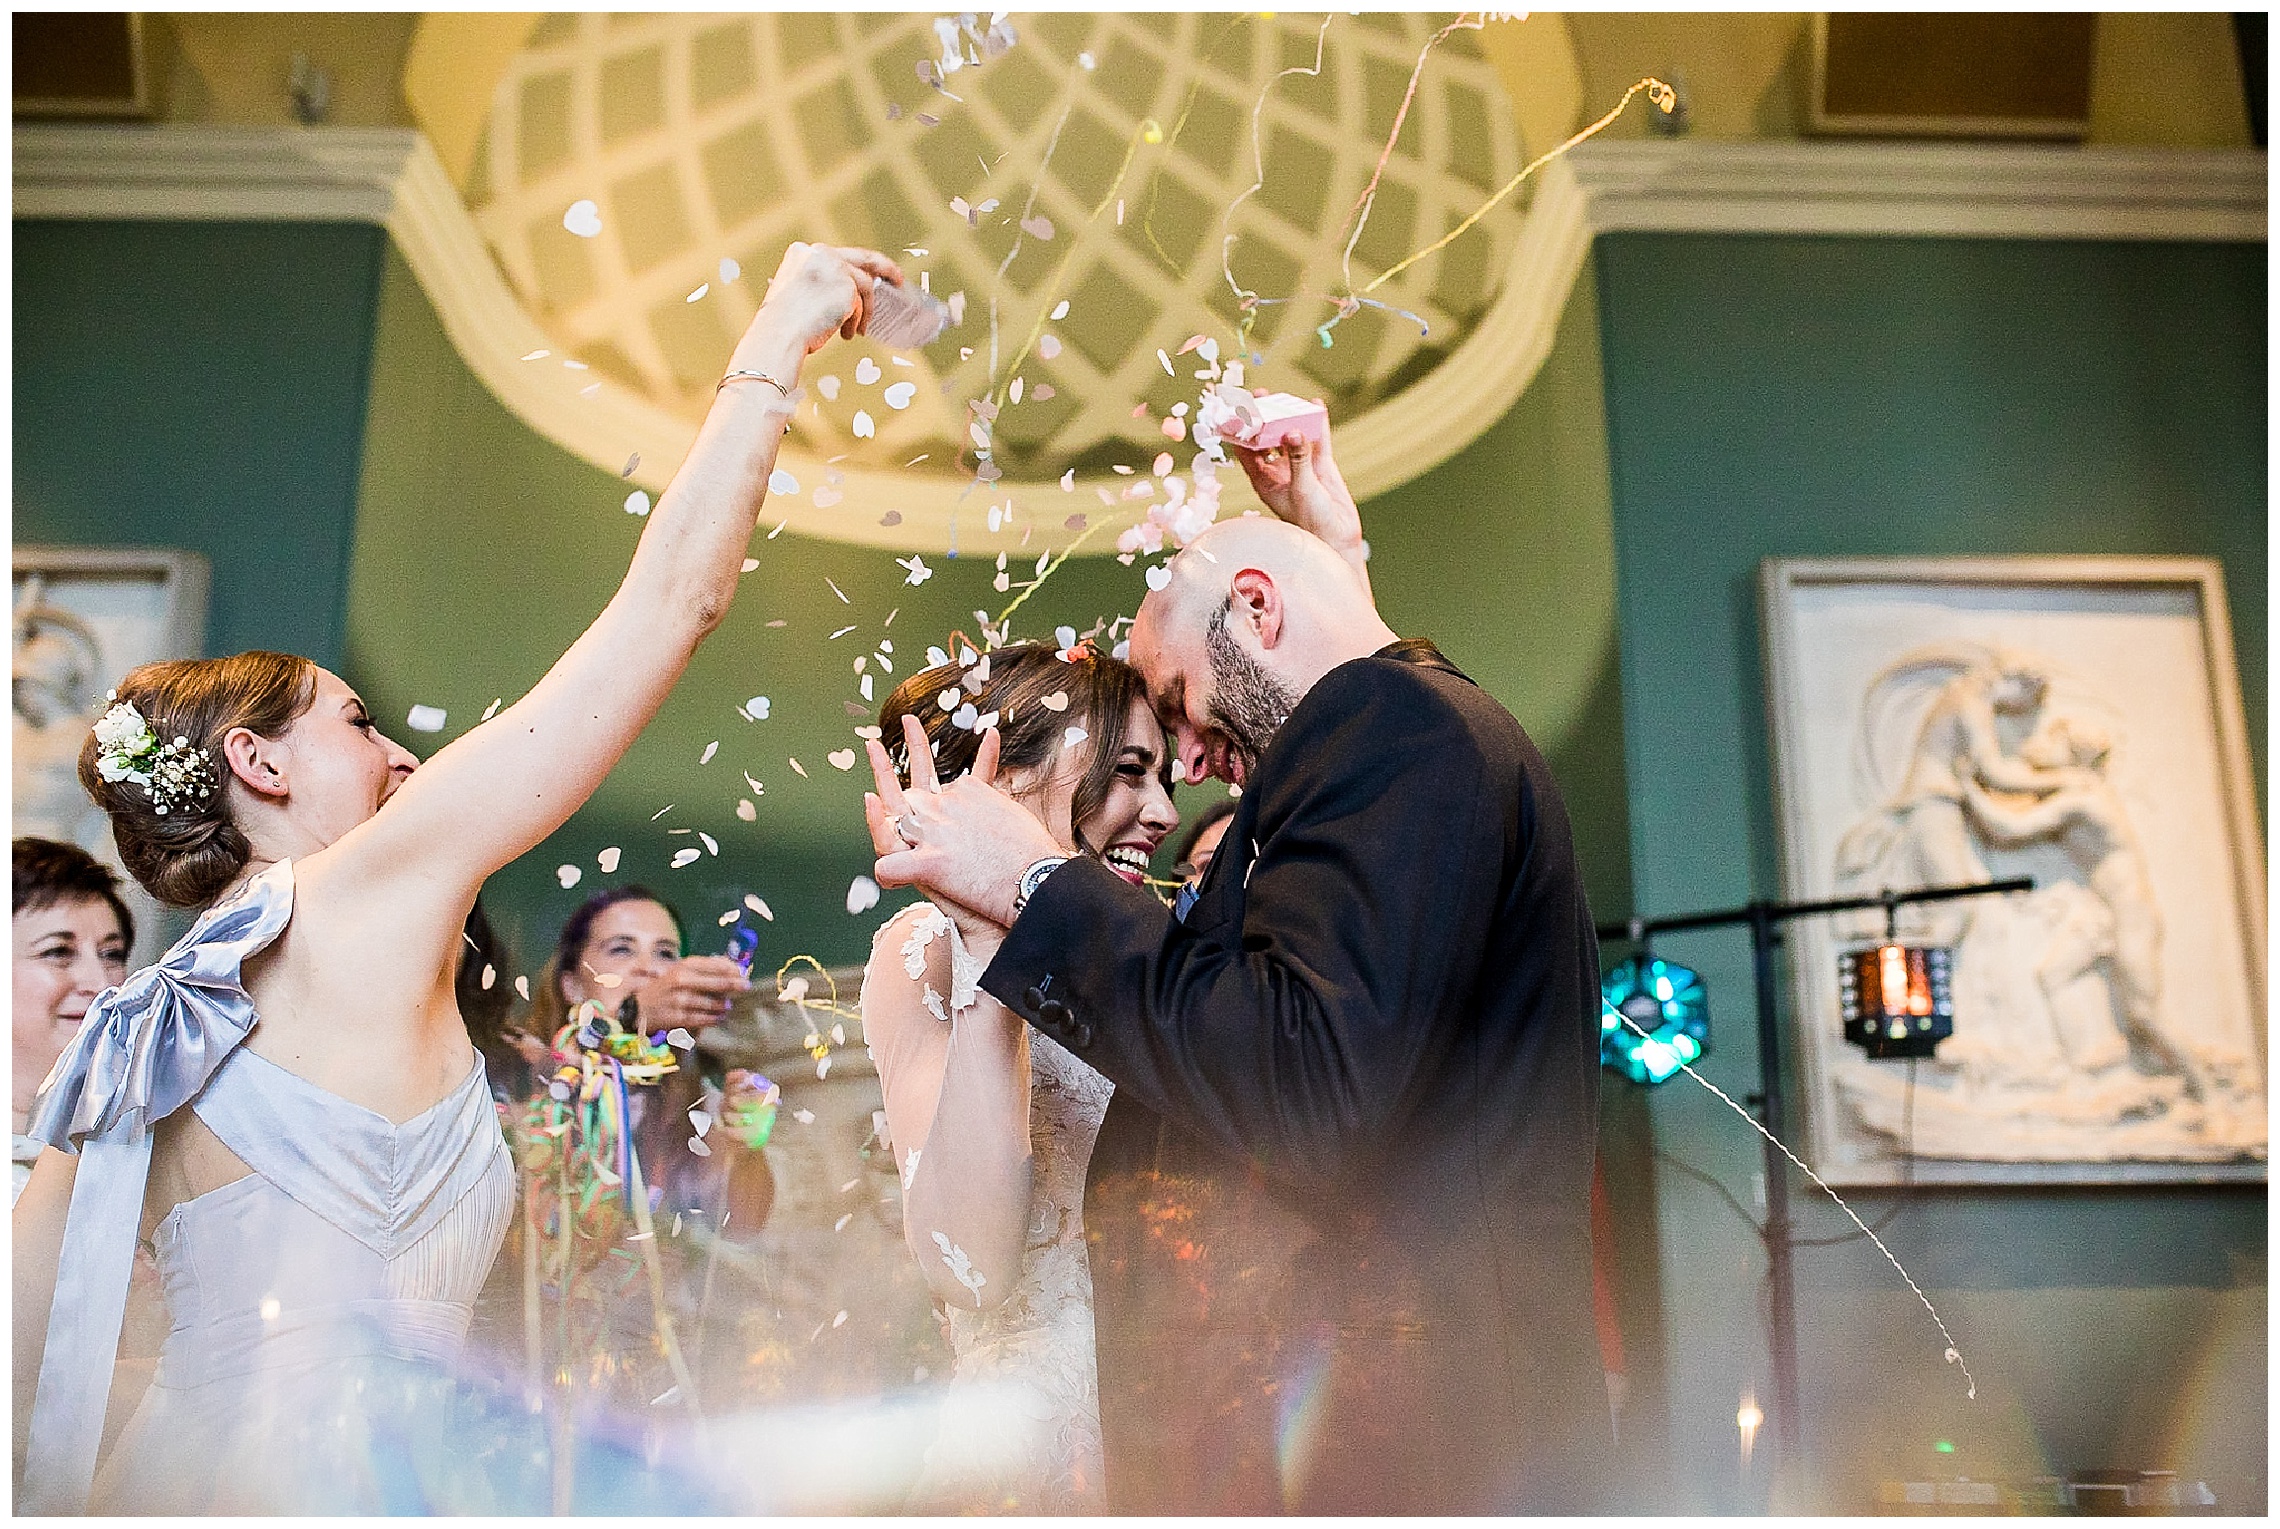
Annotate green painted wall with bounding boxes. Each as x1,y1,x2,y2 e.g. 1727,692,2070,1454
1594,232,2267,1514
14,220,388,666
346,243,1636,984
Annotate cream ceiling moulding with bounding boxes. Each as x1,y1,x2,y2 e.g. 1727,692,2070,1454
16,126,2267,553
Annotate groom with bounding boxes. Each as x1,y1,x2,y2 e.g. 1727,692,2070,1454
866,436,1609,1514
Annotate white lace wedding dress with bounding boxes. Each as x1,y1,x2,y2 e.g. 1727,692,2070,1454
868,904,1112,1515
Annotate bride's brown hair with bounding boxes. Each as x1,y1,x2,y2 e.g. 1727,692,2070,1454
78,651,318,909
876,638,1169,857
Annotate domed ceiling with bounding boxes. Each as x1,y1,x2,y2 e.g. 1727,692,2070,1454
450,12,1561,547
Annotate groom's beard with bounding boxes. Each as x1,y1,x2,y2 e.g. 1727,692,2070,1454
1204,598,1302,784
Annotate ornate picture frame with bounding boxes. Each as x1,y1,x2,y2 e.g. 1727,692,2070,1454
1761,556,2266,1186
13,545,211,965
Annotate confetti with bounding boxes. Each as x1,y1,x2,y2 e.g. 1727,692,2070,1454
562,199,602,237
686,283,709,303
789,757,808,777
557,864,581,889
1066,513,1087,531
1157,348,1175,376
1050,299,1070,321
700,741,718,764
813,486,844,508
652,805,675,820
736,799,756,821
743,771,765,794
816,374,841,401
897,555,934,586
1020,214,1055,241
699,832,719,855
826,578,851,604
1146,564,1174,591
1033,383,1055,401
769,469,799,496
669,1028,697,1050
745,894,774,921
521,349,551,362
746,695,770,719
1063,725,1088,747
855,357,882,386
599,847,621,872
625,490,652,516
830,624,858,640
1038,334,1061,360
883,381,916,409
687,1137,712,1157
834,1212,853,1232
480,964,496,991
515,976,531,1002
480,697,503,722
671,847,702,868
741,558,760,573
1041,691,1069,712
793,1108,815,1124
852,410,876,439
846,876,881,914
879,510,903,527
1060,469,1075,492
407,704,447,733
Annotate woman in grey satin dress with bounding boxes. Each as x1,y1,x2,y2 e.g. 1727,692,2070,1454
10,242,902,1514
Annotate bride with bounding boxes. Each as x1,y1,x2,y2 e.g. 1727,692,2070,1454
861,639,1176,1513
11,241,898,1514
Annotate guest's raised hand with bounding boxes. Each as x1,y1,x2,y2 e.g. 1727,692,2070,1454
626,955,751,1033
742,242,904,365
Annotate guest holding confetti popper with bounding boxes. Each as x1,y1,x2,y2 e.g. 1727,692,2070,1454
13,240,901,1515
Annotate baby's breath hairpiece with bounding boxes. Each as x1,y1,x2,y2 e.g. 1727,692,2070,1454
91,692,216,817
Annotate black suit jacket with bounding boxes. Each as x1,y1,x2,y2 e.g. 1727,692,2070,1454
982,642,1608,1515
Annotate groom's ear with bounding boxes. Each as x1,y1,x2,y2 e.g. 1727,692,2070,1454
1229,568,1284,649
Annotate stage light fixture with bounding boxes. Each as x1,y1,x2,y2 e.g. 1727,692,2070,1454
1600,952,1708,1085
1838,942,1953,1059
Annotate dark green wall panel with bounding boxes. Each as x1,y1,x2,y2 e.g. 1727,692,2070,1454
14,220,388,666
1595,232,2266,1514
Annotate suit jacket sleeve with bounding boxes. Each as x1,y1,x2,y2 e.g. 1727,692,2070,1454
980,661,1513,1190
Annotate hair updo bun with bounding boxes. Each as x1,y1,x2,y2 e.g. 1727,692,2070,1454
77,651,317,909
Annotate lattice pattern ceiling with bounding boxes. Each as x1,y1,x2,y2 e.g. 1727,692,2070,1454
469,12,1527,484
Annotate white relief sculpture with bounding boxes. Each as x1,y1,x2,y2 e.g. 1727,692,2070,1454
1827,643,2264,1163
12,578,110,853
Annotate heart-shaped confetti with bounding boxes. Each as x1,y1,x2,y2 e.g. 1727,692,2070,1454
736,799,756,821
827,749,857,771
816,374,841,401
853,410,876,439
952,702,979,730
846,876,881,915
599,846,621,872
746,695,770,719
1063,725,1088,747
625,490,652,516
671,847,702,868
1020,214,1055,241
883,381,916,409
855,357,882,385
557,864,582,889
1146,564,1173,591
562,199,602,238
1041,691,1069,712
769,469,799,495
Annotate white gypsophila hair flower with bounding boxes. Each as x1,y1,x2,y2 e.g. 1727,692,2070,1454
92,700,153,752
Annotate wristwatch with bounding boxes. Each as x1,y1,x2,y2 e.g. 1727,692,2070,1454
1011,856,1070,920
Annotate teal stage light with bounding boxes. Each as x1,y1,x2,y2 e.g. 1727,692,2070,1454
1601,953,1709,1085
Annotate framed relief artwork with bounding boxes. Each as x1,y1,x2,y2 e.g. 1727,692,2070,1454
13,546,211,965
1761,556,2266,1186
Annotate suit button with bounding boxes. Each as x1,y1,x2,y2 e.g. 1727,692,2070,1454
1038,999,1070,1026
1023,985,1045,1012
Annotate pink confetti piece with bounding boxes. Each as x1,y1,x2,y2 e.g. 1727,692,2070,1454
736,799,757,821
1020,214,1055,240
827,749,857,770
1038,334,1061,360
879,510,903,526
741,558,760,573
813,486,844,508
599,847,621,872
1033,383,1055,400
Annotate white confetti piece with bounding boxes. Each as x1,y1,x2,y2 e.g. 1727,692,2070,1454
818,1054,833,1080
1051,299,1071,320
833,1310,849,1329
883,380,916,409
521,349,551,362
1064,725,1088,747
745,893,774,921
1157,348,1175,376
653,805,675,820
953,702,980,729
479,964,496,992
719,256,741,283
852,409,875,439
480,697,503,721
625,489,652,516
830,624,858,640
599,847,621,872
406,704,447,733
816,374,841,401
700,740,718,764
740,558,760,573
769,469,799,495
834,1212,853,1232
855,357,882,385
562,199,601,237
686,282,710,303
669,1028,698,1050
859,673,874,700
827,748,857,771
736,799,757,821
789,757,809,777
793,1108,814,1125
1038,334,1061,360
672,847,702,868
687,1136,712,1157
897,555,933,585
1147,563,1174,591
515,976,531,1001
847,875,880,914
827,578,851,604
699,831,719,855
746,695,770,719
743,770,766,794
557,864,581,889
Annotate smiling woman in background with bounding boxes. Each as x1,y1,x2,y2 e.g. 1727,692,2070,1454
10,839,132,1206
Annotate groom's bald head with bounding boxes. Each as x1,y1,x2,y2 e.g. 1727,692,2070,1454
1129,516,1396,787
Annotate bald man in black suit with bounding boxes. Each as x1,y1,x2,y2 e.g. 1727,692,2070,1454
865,431,1609,1514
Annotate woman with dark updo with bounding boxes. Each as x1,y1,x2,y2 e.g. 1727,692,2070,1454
860,637,1178,1512
11,241,900,1514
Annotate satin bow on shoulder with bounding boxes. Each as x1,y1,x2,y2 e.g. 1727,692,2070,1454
20,860,294,1515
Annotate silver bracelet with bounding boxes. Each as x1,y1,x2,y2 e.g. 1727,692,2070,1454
718,368,792,399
